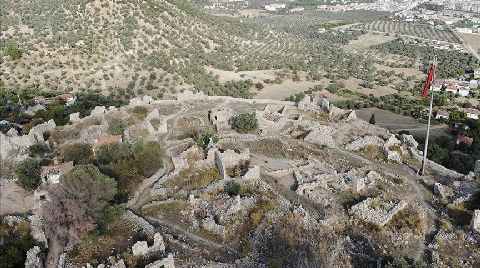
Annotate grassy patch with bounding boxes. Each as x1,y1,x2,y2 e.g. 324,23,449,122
359,145,387,161
387,206,427,235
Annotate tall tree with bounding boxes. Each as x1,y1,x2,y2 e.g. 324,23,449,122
369,114,376,125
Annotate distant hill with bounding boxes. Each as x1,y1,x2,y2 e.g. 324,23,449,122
0,0,319,98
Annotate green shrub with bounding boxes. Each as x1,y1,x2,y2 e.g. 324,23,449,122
95,205,125,234
225,181,241,196
0,220,36,268
28,143,50,156
107,118,126,135
62,143,92,164
15,158,41,191
192,129,218,149
231,113,258,133
5,44,22,60
95,143,131,164
131,106,149,119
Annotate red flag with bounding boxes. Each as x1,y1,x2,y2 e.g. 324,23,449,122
422,63,434,97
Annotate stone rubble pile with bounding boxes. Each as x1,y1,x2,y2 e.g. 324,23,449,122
350,198,408,227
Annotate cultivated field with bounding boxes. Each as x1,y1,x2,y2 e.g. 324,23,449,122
356,20,461,43
347,32,395,50
460,32,480,54
356,108,449,140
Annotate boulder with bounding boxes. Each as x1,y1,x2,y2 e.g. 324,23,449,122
132,241,149,256
69,112,81,123
145,254,175,268
471,210,480,233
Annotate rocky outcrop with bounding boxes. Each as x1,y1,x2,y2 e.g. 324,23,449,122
132,241,149,256
144,254,175,268
345,136,384,151
304,125,336,148
471,210,480,233
132,232,166,256
28,215,47,247
1,120,56,160
433,183,454,200
202,216,226,238
24,246,43,268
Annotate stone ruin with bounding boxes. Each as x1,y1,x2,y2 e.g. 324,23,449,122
303,125,336,148
297,95,330,111
0,119,56,161
209,108,234,132
350,198,408,228
143,109,168,135
132,232,165,256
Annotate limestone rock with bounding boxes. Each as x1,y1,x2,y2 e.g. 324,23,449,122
433,183,454,200
7,127,18,137
350,198,408,227
132,241,149,256
145,254,175,268
24,246,43,268
304,125,336,148
345,136,384,151
202,216,225,237
90,106,107,116
28,215,47,246
471,210,480,233
69,112,81,123
151,233,165,253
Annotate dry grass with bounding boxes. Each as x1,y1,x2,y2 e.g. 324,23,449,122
359,145,386,161
164,167,220,190
387,206,427,235
68,220,136,266
249,198,278,226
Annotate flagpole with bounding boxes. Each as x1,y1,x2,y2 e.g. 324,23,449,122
421,56,436,176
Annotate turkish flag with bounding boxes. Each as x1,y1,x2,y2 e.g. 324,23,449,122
422,63,434,97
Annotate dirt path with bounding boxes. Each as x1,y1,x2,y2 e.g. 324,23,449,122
127,167,166,210
45,237,62,268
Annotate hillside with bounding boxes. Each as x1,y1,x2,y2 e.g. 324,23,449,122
2,0,414,101
1,92,479,267
1,0,316,98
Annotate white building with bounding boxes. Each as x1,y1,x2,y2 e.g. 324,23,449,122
435,110,450,120
457,28,473,34
465,108,480,120
265,3,286,11
457,86,470,97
